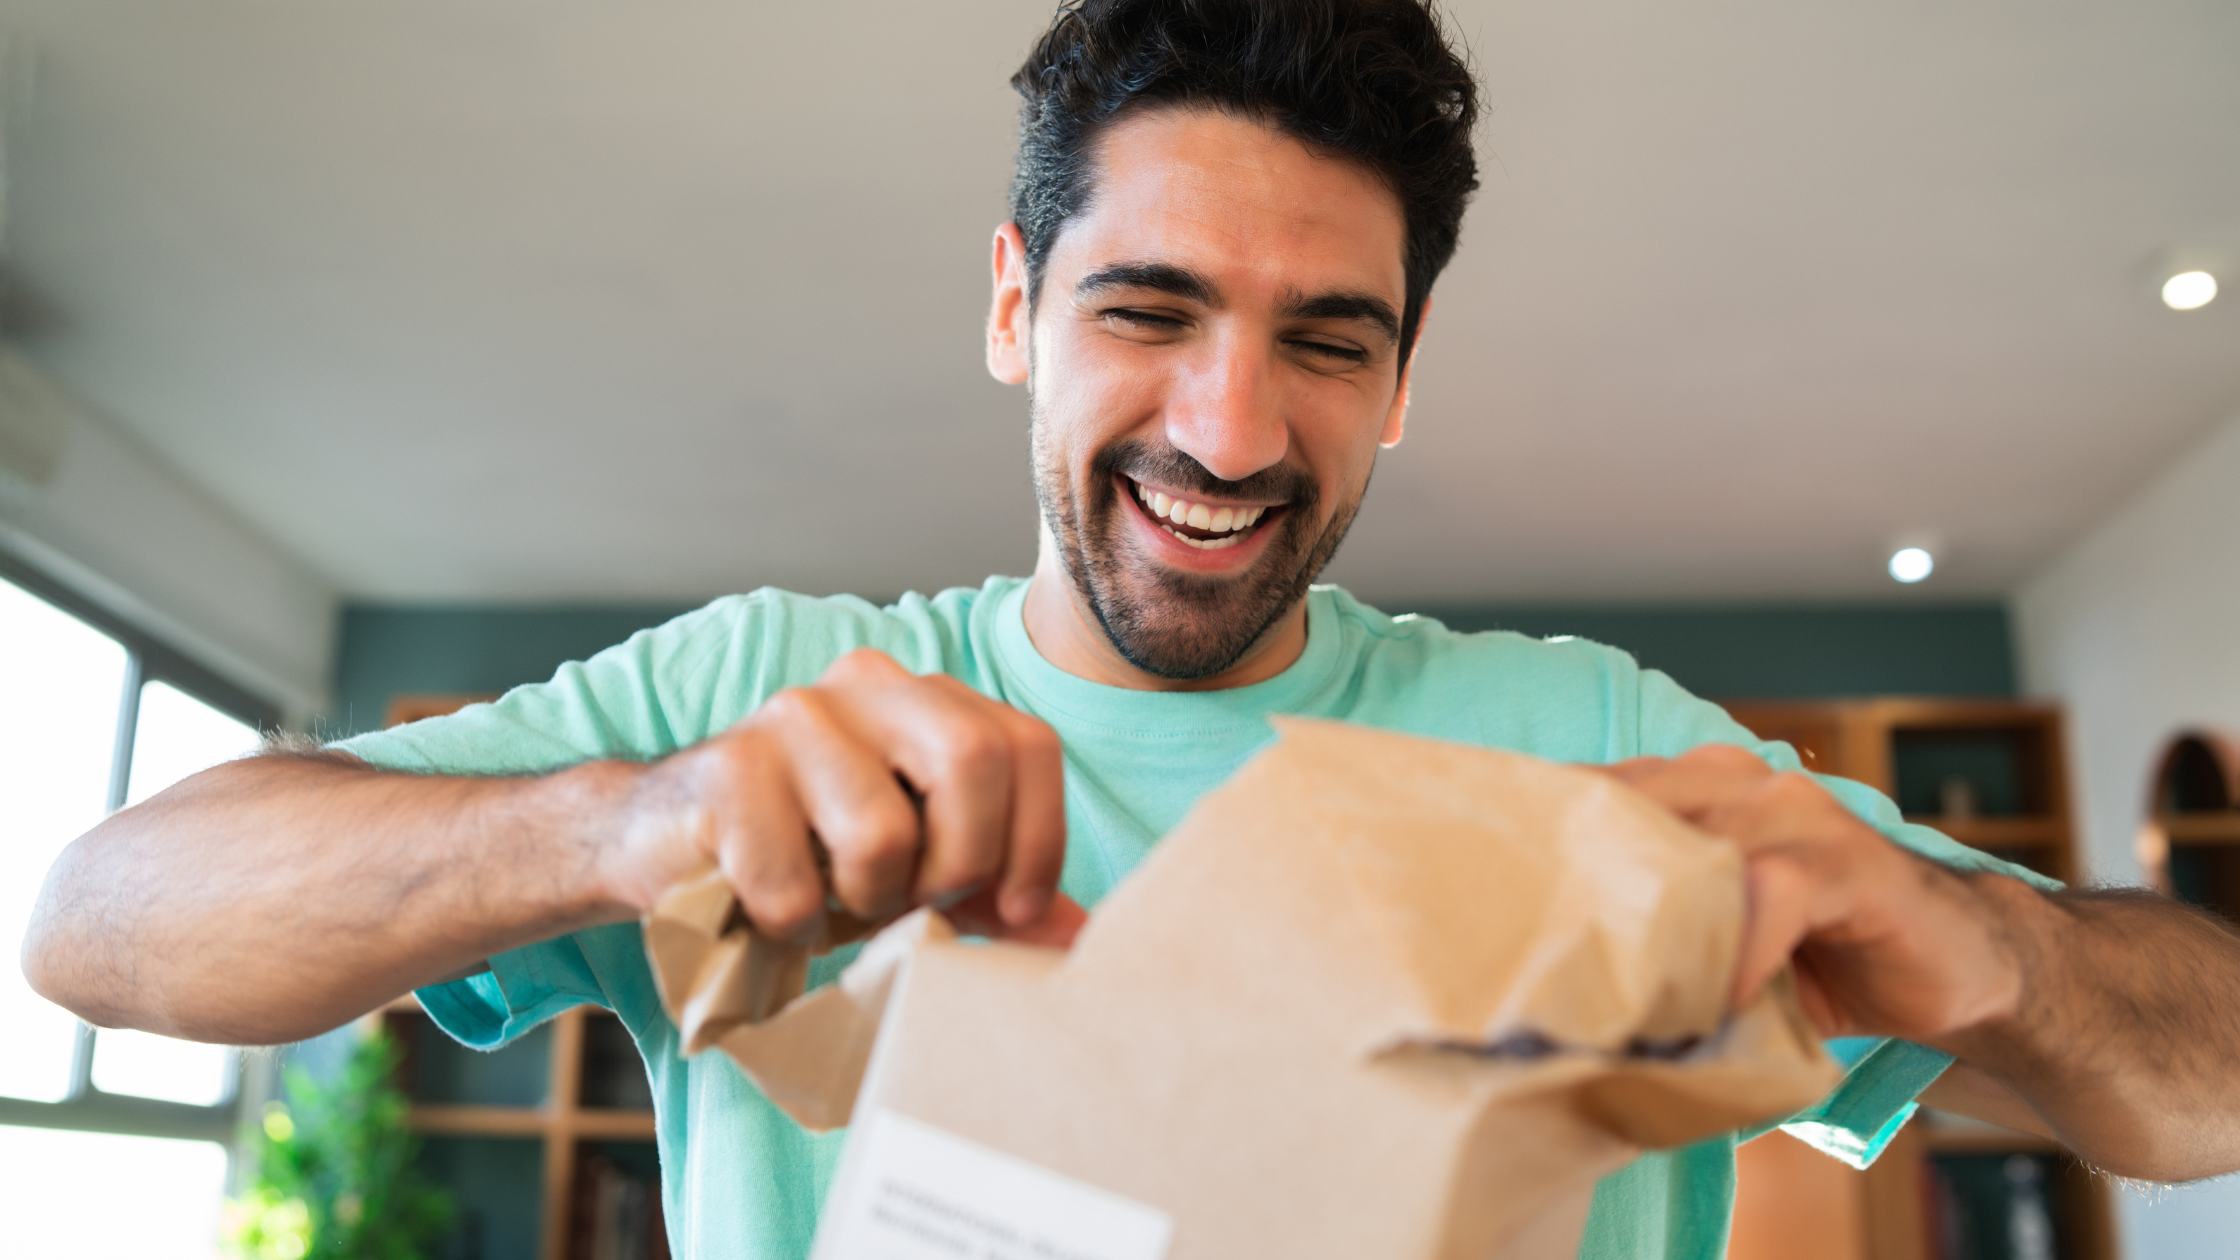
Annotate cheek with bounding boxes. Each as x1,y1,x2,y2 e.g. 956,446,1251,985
1289,398,1385,505
1034,327,1170,458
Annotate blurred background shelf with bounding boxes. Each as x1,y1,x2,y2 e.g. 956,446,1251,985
2138,732,2240,922
380,998,665,1260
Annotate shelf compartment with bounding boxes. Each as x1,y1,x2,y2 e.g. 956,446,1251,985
574,1109,659,1140
416,1133,544,1260
411,1104,549,1137
569,1140,667,1260
2160,813,2240,845
580,1010,656,1111
1889,724,2049,820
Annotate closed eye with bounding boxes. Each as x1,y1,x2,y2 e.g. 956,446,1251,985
1105,307,1187,331
1290,338,1368,365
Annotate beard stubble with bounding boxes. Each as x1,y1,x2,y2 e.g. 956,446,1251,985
1030,408,1366,681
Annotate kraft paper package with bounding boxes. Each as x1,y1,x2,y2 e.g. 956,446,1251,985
644,717,1841,1260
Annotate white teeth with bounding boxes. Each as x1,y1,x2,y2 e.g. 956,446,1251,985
1163,525,1244,550
1129,480,1269,539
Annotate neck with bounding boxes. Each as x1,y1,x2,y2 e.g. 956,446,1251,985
1021,546,1310,692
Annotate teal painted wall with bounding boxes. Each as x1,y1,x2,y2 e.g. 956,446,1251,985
331,596,2014,736
331,603,698,736
1412,603,2015,701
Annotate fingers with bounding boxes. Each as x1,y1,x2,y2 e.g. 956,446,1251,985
704,745,828,943
1599,744,1776,824
1730,850,1825,1008
991,706,1066,928
1601,745,1878,1016
773,648,1071,932
876,678,1019,909
1002,892,1087,948
759,688,925,924
632,648,1069,946
946,888,1086,949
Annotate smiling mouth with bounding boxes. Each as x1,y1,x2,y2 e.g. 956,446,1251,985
1126,477,1275,551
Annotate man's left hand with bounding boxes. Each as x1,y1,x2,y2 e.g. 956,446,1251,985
1600,744,2024,1043
1602,743,2240,1183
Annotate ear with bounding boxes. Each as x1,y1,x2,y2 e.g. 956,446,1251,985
986,223,1032,386
1378,295,1430,448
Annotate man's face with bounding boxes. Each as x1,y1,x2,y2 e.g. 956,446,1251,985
991,107,1415,681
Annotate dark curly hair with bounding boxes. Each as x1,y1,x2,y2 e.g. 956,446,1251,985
1010,0,1479,361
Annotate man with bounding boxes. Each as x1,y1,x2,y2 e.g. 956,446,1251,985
24,1,2240,1257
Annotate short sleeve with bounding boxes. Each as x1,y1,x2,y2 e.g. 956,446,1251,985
416,934,607,1051
1770,1037,1954,1168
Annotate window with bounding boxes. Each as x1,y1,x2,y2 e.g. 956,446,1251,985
0,562,278,1258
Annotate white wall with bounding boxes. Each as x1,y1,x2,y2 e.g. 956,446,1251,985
0,348,336,722
2015,401,2240,1257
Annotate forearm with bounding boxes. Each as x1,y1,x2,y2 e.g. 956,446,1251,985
21,751,640,1046
1935,880,2240,1181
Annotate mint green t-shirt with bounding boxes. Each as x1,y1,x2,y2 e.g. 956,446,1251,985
339,577,2052,1260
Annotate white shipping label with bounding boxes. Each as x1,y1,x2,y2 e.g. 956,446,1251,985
814,1108,1174,1260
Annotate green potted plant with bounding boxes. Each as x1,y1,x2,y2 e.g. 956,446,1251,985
224,1028,454,1260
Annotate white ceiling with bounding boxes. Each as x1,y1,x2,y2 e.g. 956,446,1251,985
0,0,2234,606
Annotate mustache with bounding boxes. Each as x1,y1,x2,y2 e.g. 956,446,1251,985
1090,438,1317,510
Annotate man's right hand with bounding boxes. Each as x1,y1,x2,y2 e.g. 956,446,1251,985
600,647,1070,942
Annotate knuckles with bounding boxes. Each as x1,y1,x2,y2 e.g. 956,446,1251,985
824,799,920,871
692,652,1057,922
1009,717,1062,764
738,872,826,941
933,721,1009,783
1754,769,1837,817
820,646,908,686
1678,742,1776,778
750,685,838,736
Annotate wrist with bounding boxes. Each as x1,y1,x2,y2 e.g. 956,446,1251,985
1926,871,2058,1063
517,757,652,924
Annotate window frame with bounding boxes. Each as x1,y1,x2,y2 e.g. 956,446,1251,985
0,548,281,1146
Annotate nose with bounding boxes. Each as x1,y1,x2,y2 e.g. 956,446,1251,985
1164,333,1289,483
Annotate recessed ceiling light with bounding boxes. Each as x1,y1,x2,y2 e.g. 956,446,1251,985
1888,546,1934,584
2163,270,2219,311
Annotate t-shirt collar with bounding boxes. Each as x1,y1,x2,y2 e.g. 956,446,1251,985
989,576,1343,732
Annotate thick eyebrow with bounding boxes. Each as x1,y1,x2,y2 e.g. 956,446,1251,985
1283,290,1401,347
1074,262,1220,306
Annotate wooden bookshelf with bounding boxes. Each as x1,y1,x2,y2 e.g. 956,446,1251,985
1721,698,2115,1260
381,997,662,1260
374,693,664,1260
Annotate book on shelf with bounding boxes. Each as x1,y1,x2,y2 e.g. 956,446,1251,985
1920,1150,2059,1260
570,1153,667,1260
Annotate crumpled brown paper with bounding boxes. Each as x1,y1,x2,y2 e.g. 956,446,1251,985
644,717,1840,1258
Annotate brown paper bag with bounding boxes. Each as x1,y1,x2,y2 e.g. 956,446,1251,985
645,717,1839,1259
